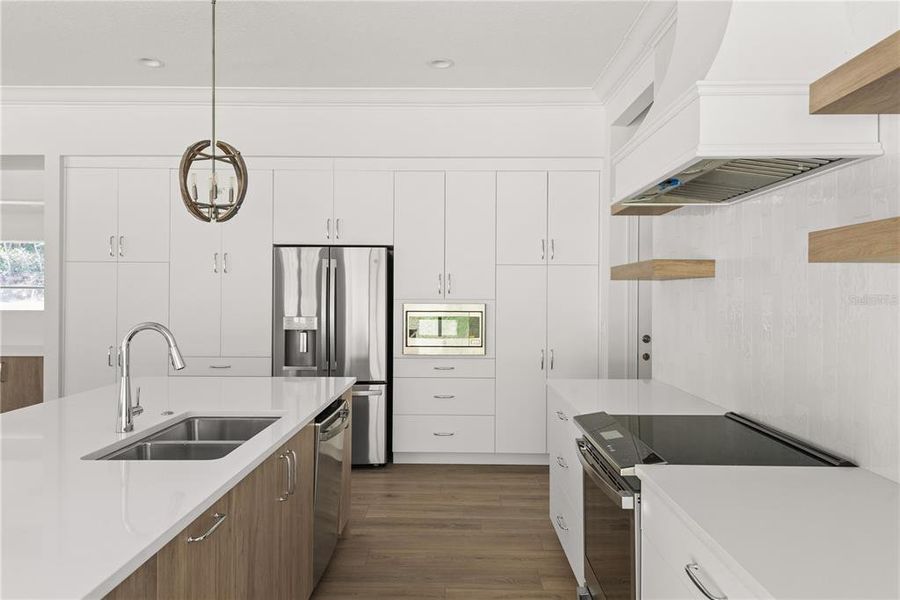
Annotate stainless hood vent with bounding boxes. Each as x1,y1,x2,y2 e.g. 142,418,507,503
625,157,845,206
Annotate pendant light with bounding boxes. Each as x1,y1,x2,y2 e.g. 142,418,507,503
178,0,248,223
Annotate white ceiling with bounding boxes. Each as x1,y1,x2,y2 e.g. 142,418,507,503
1,1,646,90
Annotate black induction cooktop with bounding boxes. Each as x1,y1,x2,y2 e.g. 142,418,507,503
574,411,853,476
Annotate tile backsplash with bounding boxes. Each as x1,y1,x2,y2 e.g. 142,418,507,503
652,116,899,483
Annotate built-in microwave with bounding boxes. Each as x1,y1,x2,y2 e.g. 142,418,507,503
403,303,485,356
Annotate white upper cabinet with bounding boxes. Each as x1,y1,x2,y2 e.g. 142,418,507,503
445,172,496,299
497,171,548,265
65,169,118,262
64,262,117,395
394,171,445,300
116,262,171,377
273,170,333,245
333,171,394,245
547,266,599,380
548,172,599,265
65,168,169,262
221,172,273,357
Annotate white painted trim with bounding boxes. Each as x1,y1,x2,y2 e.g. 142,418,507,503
393,452,549,466
335,157,605,171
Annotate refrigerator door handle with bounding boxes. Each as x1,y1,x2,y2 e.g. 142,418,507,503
319,256,330,372
329,258,338,373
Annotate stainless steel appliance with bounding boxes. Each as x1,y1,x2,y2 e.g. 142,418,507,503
402,303,485,355
274,246,390,465
574,412,853,600
313,398,350,586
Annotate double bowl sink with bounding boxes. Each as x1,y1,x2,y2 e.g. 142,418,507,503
96,416,280,461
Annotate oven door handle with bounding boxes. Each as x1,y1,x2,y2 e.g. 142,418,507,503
576,439,634,510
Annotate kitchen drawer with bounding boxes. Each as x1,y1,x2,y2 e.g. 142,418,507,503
394,378,495,415
393,358,495,379
168,357,272,377
393,415,494,453
550,474,584,582
641,535,700,600
641,485,758,600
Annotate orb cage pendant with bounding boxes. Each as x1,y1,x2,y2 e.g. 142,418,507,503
179,140,248,223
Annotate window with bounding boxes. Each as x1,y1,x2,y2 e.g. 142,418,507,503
0,241,45,310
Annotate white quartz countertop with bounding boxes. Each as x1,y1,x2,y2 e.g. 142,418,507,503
547,378,725,416
635,465,900,599
0,376,355,600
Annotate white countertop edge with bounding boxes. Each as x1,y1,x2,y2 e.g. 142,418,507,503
86,378,356,599
636,464,777,600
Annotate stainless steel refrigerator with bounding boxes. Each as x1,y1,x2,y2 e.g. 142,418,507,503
273,246,389,465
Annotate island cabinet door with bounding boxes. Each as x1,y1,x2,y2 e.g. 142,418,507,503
281,424,317,600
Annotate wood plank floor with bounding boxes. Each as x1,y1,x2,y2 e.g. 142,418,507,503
311,464,578,600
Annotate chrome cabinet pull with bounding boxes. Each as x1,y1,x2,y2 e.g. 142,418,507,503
277,453,291,501
209,364,232,369
107,345,114,367
447,273,452,295
438,273,442,295
336,218,342,239
556,410,568,421
541,239,545,260
326,218,331,239
433,394,455,399
555,515,568,531
556,456,568,469
550,239,555,260
433,432,455,437
108,235,115,257
288,449,298,495
118,235,125,257
433,366,455,371
223,252,229,273
213,252,218,273
540,349,545,370
684,564,727,600
550,349,555,370
187,512,227,543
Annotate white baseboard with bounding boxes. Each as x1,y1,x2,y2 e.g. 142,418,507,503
392,452,549,465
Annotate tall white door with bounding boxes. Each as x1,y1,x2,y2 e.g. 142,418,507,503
394,172,445,300
117,169,170,262
221,170,273,357
273,170,333,245
495,266,547,454
548,171,600,265
117,262,171,377
547,266,599,380
334,171,394,245
64,262,117,395
65,169,118,262
496,171,547,265
169,175,222,356
445,172,496,299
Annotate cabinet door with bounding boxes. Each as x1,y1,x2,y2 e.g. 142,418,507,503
496,171,547,265
547,266,598,380
548,171,599,265
495,266,547,453
64,262,117,395
117,169,170,262
221,170,273,357
273,170,333,245
232,450,282,599
334,171,394,245
445,172,496,299
169,175,222,356
394,172,445,300
283,425,316,600
65,169,118,262
116,263,170,378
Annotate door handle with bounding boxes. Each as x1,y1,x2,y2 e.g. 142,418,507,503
433,394,456,399
213,252,219,273
0,361,6,383
550,349,555,370
277,452,291,501
326,218,331,240
550,238,555,260
433,366,455,371
187,512,227,543
540,349,545,370
432,432,455,437
108,235,115,257
438,273,442,296
446,272,452,295
223,252,228,274
208,364,232,369
118,235,125,257
541,239,545,261
335,218,342,239
107,346,114,367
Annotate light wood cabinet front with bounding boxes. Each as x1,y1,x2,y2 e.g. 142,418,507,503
0,356,43,413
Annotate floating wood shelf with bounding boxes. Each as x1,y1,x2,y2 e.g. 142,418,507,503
810,30,900,114
611,259,716,281
808,216,900,263
611,201,679,216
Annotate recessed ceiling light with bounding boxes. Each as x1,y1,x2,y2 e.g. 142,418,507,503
138,58,165,69
427,58,455,70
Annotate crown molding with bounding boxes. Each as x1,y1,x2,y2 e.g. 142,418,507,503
0,85,604,108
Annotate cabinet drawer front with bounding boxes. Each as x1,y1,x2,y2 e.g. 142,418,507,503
641,486,758,599
394,378,495,415
169,357,272,377
550,475,584,583
393,415,494,453
393,358,495,379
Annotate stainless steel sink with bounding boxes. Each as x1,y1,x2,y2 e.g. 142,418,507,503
89,416,281,461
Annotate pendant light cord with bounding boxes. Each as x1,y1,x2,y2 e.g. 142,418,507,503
211,0,217,176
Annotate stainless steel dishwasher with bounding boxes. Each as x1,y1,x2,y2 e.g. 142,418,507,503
313,398,350,586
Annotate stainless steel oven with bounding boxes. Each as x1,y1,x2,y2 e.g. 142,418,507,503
402,303,485,356
577,438,640,600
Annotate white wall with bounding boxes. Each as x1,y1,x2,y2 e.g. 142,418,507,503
651,116,900,483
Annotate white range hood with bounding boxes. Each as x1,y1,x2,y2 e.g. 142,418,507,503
613,0,884,209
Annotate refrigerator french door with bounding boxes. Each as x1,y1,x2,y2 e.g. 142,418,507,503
273,246,389,465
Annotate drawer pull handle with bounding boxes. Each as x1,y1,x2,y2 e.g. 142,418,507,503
209,365,232,369
433,394,456,399
556,456,568,469
433,366,455,371
684,563,727,600
556,410,568,421
433,432,455,437
277,453,291,502
555,515,568,531
187,512,227,543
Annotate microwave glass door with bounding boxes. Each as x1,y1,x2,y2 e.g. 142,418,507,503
403,304,485,355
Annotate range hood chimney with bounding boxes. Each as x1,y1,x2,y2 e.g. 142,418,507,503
613,1,886,209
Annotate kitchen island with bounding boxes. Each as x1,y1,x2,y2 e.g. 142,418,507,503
0,376,354,599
